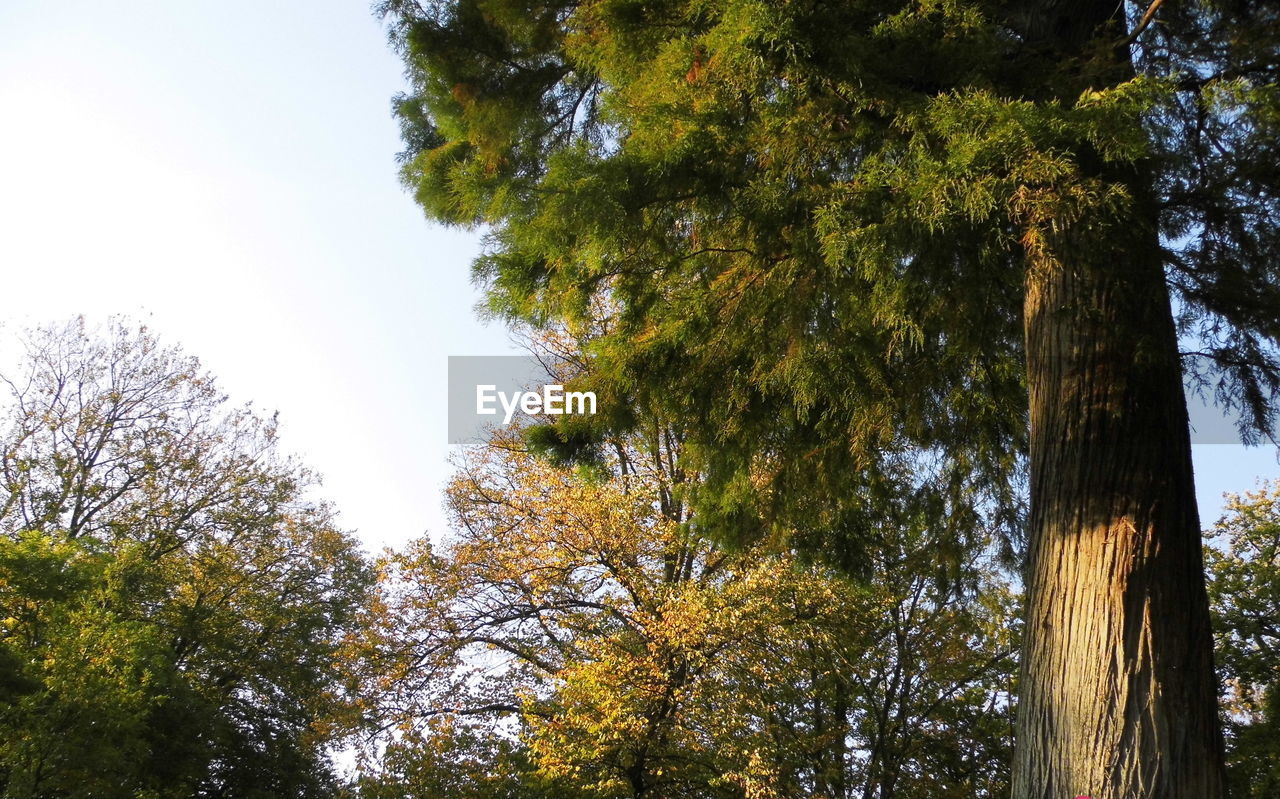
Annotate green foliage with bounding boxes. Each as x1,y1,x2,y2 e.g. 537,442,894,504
357,725,574,799
377,0,1280,789
1141,4,1280,439
1221,687,1280,799
522,422,605,474
1207,481,1280,799
378,0,1280,565
0,533,167,797
0,319,373,799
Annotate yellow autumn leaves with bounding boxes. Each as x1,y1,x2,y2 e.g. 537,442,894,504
356,425,1018,798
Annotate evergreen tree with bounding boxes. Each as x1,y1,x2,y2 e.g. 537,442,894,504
379,1,1280,796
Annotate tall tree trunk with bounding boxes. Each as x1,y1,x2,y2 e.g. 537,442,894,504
1008,4,1228,797
1014,175,1226,799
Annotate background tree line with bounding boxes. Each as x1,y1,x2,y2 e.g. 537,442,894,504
353,413,1019,798
0,306,1274,799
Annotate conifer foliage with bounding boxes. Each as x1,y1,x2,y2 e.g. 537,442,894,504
381,0,1280,795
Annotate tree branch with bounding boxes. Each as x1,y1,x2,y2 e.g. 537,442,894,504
1123,0,1165,45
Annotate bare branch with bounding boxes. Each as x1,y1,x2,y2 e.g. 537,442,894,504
1123,0,1166,45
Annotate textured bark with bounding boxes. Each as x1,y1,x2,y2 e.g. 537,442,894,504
1013,201,1227,799
1007,3,1229,796
1015,232,1227,797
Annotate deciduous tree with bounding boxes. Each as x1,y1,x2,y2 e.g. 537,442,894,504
0,319,372,798
1206,481,1280,799
357,419,1017,798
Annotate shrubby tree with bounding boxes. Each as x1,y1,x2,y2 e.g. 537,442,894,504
0,319,372,798
379,0,1280,793
1206,481,1280,799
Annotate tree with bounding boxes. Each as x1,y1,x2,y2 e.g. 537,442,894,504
1206,481,1280,799
379,0,1280,795
356,419,1018,798
0,319,372,798
357,722,571,799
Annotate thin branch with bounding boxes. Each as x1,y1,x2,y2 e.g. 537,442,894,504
1123,0,1166,45
420,702,522,718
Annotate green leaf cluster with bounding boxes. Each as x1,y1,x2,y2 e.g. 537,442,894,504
1207,481,1280,799
380,0,1280,565
0,319,373,799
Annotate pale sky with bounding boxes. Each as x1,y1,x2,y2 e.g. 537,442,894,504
0,0,524,552
0,0,1275,553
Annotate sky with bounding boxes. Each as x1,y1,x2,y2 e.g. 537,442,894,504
0,0,526,552
0,0,1276,553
